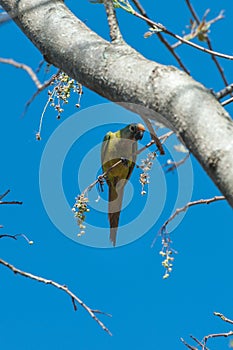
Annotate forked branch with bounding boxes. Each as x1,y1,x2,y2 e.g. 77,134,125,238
0,258,112,335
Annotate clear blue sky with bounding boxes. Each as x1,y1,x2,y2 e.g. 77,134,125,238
0,1,233,349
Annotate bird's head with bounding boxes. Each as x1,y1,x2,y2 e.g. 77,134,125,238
127,123,145,141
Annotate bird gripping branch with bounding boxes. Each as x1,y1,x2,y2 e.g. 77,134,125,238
101,123,145,246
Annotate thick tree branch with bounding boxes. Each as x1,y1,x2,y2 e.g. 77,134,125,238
1,0,233,206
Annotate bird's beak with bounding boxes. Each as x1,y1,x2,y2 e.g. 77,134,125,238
135,130,144,140
135,123,145,140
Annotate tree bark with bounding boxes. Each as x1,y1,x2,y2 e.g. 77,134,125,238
1,0,233,207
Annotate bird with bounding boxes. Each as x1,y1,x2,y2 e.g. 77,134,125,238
101,123,145,246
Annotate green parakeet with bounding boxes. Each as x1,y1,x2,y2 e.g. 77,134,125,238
101,123,145,246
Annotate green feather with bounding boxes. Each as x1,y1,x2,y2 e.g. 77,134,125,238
101,123,144,246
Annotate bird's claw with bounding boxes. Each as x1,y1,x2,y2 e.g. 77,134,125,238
97,175,105,192
120,157,129,167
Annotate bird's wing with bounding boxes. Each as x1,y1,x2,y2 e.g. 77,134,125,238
101,132,112,171
126,141,138,181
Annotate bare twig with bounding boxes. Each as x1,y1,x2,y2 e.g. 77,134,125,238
163,152,190,172
152,195,225,249
221,96,233,107
0,189,10,200
184,1,229,87
137,130,174,155
131,0,146,16
206,37,230,88
80,159,124,198
0,200,22,205
203,331,233,347
181,313,233,349
214,312,233,325
0,234,17,240
159,195,225,235
71,297,78,311
140,115,165,155
0,258,112,335
91,309,112,317
216,84,233,100
22,71,60,117
103,0,123,42
131,0,190,74
0,58,42,89
180,337,198,350
157,32,190,74
184,0,200,23
0,189,22,205
124,7,233,60
0,233,33,244
190,335,207,349
172,9,224,50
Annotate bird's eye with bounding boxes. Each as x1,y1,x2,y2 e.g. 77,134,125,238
129,125,135,133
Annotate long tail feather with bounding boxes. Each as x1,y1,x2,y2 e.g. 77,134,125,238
108,182,125,246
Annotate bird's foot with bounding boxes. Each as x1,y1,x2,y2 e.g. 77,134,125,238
97,175,105,192
120,157,129,167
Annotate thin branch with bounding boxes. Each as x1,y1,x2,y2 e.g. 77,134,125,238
0,58,42,88
71,297,78,311
127,8,233,60
0,258,112,335
214,312,233,325
131,0,146,16
221,96,233,107
206,37,230,88
91,309,112,318
184,1,229,88
163,152,190,172
172,10,224,50
157,32,190,74
159,195,225,235
151,195,226,248
0,189,22,205
180,338,198,350
79,130,173,198
190,335,207,349
0,189,10,200
184,0,200,23
22,71,60,117
80,159,124,198
140,115,165,155
137,130,174,155
0,234,17,240
0,200,22,205
131,0,190,74
203,331,233,346
0,233,33,244
103,0,123,42
216,84,233,100
181,313,233,349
